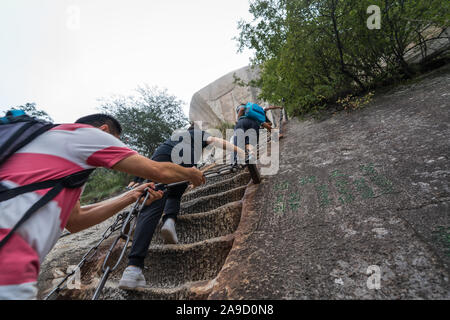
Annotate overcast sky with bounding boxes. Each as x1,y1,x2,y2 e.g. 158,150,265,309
0,0,253,123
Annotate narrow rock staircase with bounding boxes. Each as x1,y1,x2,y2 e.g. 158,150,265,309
54,168,251,300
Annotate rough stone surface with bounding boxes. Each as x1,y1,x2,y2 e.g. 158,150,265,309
182,172,250,202
180,185,247,215
209,64,450,300
404,27,450,64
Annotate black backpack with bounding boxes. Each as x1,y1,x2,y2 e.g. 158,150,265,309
0,110,94,251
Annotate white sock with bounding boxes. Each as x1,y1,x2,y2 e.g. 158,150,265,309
127,266,142,273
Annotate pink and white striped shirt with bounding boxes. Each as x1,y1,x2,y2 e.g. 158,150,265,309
0,124,137,299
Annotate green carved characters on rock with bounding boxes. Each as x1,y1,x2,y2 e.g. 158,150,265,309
271,163,394,215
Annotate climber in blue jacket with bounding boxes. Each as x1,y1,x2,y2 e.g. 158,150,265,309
232,102,273,164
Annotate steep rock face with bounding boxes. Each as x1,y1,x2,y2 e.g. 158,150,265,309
404,27,450,64
209,64,450,300
189,66,270,128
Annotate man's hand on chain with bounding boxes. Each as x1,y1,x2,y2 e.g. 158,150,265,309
128,182,164,205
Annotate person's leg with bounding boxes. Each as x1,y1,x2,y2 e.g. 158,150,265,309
127,193,167,269
250,120,260,161
161,183,188,244
127,152,173,259
233,119,250,165
120,153,173,290
232,134,239,164
232,122,241,164
238,118,259,163
119,194,167,289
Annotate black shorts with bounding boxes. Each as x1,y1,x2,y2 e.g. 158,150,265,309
233,117,260,147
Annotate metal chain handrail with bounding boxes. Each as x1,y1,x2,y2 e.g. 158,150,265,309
44,209,129,300
44,165,247,300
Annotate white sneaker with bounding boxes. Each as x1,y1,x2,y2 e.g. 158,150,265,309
118,266,146,290
161,218,178,244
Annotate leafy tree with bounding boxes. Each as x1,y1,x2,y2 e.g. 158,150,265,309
9,102,54,122
81,168,130,205
81,86,188,204
98,85,188,157
236,0,288,64
237,0,449,116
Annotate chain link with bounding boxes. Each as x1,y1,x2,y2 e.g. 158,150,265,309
44,210,129,300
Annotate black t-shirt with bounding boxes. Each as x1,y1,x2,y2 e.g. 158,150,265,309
151,129,211,168
133,176,146,184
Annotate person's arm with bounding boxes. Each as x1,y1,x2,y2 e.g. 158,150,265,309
206,136,246,159
66,183,163,233
112,154,205,187
264,105,283,111
261,122,272,132
72,128,204,187
237,107,246,118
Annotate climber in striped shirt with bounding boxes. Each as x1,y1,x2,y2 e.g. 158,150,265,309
0,114,205,300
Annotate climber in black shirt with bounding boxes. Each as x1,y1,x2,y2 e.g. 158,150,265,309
118,122,245,290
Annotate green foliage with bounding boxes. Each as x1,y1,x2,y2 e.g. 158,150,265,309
98,85,188,157
337,92,374,112
237,0,449,117
236,0,288,64
10,102,54,122
432,226,450,256
81,168,130,205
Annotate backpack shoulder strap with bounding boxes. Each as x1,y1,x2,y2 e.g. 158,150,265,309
0,169,95,202
0,178,65,203
0,182,65,251
0,169,95,252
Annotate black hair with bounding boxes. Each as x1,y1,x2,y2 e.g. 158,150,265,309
75,114,122,136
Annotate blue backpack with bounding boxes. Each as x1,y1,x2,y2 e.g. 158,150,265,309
243,103,266,124
0,110,94,251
